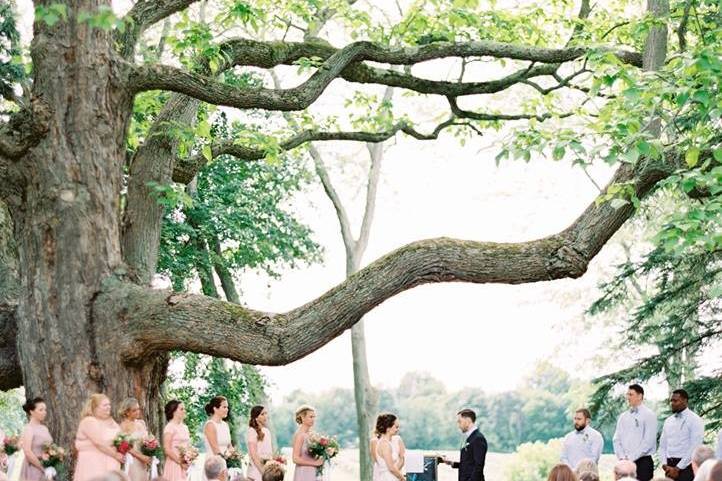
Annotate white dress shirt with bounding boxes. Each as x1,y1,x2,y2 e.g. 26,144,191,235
561,425,604,468
717,430,722,460
613,403,658,461
659,408,704,469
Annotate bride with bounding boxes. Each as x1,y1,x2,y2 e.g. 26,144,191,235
374,413,405,481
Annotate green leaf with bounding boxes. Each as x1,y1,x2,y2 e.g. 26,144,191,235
201,144,213,162
685,147,700,168
713,148,722,163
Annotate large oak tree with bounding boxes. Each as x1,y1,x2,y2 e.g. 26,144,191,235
1,0,717,460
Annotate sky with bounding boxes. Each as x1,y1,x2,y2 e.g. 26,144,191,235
10,0,671,403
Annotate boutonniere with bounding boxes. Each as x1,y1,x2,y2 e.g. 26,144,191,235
583,433,589,443
462,442,470,450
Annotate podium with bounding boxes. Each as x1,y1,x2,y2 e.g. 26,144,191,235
405,455,438,481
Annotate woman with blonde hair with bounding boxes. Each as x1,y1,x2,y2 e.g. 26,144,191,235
118,398,152,481
291,406,323,481
74,394,123,481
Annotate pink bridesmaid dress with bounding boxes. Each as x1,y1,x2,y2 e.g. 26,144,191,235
293,433,317,481
162,422,191,481
73,417,121,481
20,422,53,481
246,426,273,481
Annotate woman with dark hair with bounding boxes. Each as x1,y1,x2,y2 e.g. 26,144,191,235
202,396,233,458
20,397,53,481
247,405,273,481
162,400,191,481
373,413,404,481
547,464,579,481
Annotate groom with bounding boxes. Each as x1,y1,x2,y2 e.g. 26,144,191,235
442,409,488,481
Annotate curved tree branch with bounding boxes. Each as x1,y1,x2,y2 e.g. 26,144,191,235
172,118,476,183
116,0,200,59
111,153,677,366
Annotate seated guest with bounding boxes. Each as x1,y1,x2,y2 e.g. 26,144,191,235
262,462,285,481
614,460,638,481
575,459,599,476
547,464,578,481
578,472,600,481
692,446,716,475
693,459,718,481
709,462,722,481
205,455,228,481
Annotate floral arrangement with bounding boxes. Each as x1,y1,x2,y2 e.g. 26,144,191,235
2,435,20,456
178,445,199,465
307,433,340,474
113,433,133,455
222,446,245,468
140,434,162,458
40,443,67,480
262,454,287,466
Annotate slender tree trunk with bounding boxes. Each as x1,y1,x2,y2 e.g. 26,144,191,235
211,235,241,303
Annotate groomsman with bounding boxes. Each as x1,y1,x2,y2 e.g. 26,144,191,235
561,408,604,469
613,384,658,481
659,389,705,481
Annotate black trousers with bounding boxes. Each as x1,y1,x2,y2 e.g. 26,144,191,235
635,455,654,481
667,457,695,481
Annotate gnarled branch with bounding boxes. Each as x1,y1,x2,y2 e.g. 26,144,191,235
116,0,200,59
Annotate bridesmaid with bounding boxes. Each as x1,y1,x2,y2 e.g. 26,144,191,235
74,394,123,481
246,405,273,481
162,400,191,481
20,397,53,481
203,396,232,457
291,405,323,481
118,398,151,481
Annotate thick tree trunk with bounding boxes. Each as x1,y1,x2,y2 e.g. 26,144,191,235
6,2,168,449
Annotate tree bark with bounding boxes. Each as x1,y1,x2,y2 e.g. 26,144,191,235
211,235,241,304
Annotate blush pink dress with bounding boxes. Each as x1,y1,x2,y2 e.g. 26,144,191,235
73,417,121,481
246,427,273,481
293,432,317,481
162,422,190,481
21,422,53,481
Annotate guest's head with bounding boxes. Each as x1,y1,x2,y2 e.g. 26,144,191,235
81,394,111,419
456,409,476,433
573,409,592,432
262,461,286,481
89,470,130,481
575,459,598,476
692,445,715,474
375,413,399,438
295,405,316,427
670,389,690,414
578,471,599,481
626,384,645,407
613,460,637,480
204,455,228,481
547,464,577,481
250,405,268,440
164,400,185,422
694,459,719,481
118,398,142,421
709,461,722,481
205,396,229,419
23,397,47,422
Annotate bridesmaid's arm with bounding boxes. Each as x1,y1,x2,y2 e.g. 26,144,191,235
396,437,406,470
20,427,43,470
292,433,323,467
162,430,184,466
204,422,221,455
129,447,151,465
379,442,404,481
80,421,124,463
370,438,378,464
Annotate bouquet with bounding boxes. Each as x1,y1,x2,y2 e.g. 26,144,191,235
222,446,245,468
307,433,340,475
40,443,66,480
178,445,199,465
2,435,20,456
140,434,162,458
113,433,133,455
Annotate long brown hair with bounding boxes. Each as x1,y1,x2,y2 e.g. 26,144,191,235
249,405,265,441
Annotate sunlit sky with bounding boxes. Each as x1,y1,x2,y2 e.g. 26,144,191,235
11,0,674,403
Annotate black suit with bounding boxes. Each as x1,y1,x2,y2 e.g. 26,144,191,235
451,429,488,481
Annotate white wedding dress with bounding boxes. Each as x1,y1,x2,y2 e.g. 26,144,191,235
374,438,399,481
